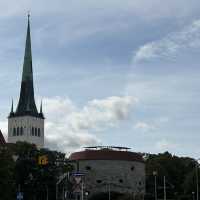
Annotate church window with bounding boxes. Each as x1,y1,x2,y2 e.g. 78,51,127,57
96,180,102,184
32,127,34,136
85,166,91,170
20,127,23,136
35,128,37,136
13,128,16,136
38,128,40,137
119,179,123,183
17,127,19,136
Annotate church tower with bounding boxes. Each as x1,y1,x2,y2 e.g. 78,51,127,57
8,15,44,148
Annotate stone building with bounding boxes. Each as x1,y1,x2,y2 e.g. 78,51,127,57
7,15,45,148
69,146,145,199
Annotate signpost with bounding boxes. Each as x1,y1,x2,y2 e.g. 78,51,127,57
70,172,85,200
17,192,23,200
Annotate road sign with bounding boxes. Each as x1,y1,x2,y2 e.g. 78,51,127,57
71,172,85,176
70,172,85,193
17,192,23,200
38,155,48,165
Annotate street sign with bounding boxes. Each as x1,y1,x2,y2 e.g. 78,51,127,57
71,172,85,176
17,192,23,200
70,172,85,193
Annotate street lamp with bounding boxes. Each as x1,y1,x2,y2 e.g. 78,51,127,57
192,192,195,200
164,176,166,200
153,171,157,200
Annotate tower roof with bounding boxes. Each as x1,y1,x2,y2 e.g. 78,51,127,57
11,15,43,118
0,130,6,145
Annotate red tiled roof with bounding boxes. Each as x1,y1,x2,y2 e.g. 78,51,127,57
0,130,6,145
69,149,144,163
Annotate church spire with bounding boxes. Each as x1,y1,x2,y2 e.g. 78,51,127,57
39,100,44,118
14,15,39,117
9,99,14,117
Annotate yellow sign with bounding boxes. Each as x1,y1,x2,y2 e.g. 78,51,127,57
38,155,48,165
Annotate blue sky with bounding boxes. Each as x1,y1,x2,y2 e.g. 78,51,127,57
1,0,200,157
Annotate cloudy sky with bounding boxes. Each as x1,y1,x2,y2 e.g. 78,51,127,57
0,0,200,157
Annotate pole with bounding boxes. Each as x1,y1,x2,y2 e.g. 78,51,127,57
81,181,84,200
193,192,195,200
56,184,57,200
153,172,157,200
164,176,166,200
196,162,199,200
46,185,49,200
108,183,111,200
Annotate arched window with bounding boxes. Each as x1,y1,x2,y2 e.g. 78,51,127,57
38,128,40,137
32,127,34,136
20,127,23,136
13,128,16,136
17,127,19,136
35,128,37,136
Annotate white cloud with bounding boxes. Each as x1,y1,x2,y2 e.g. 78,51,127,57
155,139,179,152
134,121,155,132
133,19,200,62
0,96,136,152
43,95,137,152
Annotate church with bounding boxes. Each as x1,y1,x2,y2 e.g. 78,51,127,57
7,15,45,148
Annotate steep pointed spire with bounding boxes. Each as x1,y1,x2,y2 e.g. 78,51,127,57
39,100,44,119
9,99,14,117
14,15,39,117
11,99,14,113
22,13,33,82
40,100,43,113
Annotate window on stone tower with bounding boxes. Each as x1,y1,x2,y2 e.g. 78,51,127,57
38,128,40,137
35,128,37,136
13,128,16,136
17,127,19,136
20,127,23,136
32,127,34,136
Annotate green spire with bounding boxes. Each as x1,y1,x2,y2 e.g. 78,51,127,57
22,14,33,82
14,14,39,117
11,99,14,113
40,100,43,113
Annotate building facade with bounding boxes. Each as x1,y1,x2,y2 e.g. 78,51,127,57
7,16,44,148
69,146,145,199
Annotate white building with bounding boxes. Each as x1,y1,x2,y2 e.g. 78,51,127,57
7,15,45,148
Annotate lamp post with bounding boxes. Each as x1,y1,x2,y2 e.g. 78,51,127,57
153,171,157,200
192,192,195,200
108,183,111,200
164,176,166,200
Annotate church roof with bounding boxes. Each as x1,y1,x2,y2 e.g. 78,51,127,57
9,15,44,119
0,130,6,145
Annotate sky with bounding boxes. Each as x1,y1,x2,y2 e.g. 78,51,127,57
0,0,200,158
